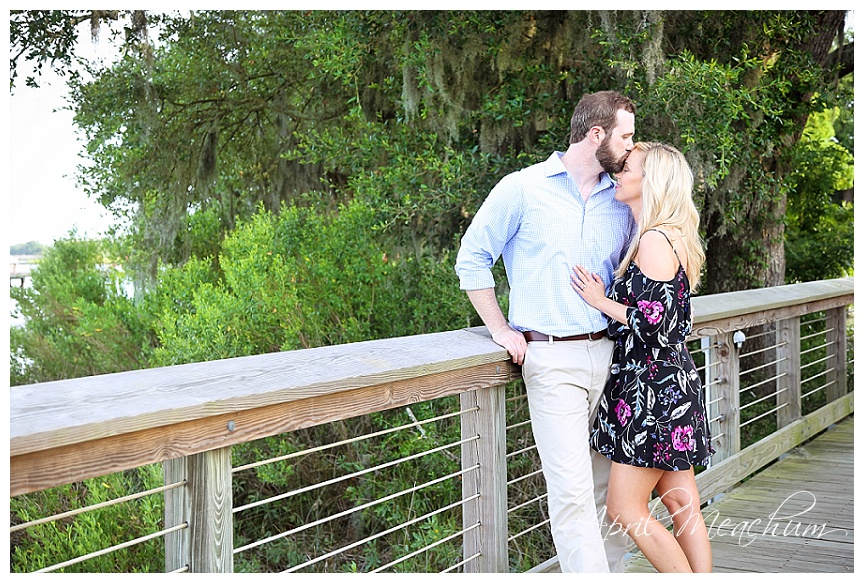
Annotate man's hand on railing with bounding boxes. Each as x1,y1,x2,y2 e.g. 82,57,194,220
491,325,527,366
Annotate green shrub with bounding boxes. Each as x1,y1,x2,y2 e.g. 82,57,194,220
10,465,164,573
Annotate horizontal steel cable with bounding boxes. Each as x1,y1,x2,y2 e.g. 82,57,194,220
507,492,547,515
506,418,532,432
740,403,787,428
802,380,834,400
740,387,787,411
508,518,551,543
283,494,477,573
234,465,478,554
442,551,482,573
739,342,784,360
739,356,785,377
507,468,543,488
371,522,478,573
233,407,474,474
36,523,187,573
800,353,832,368
505,444,537,460
10,479,186,534
800,366,831,386
800,331,828,343
740,372,786,394
234,435,475,513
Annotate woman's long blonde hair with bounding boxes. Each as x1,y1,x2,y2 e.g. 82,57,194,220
616,142,705,290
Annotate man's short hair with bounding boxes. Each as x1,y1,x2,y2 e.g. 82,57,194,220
569,91,636,144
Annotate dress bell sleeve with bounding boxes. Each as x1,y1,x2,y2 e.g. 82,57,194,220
626,290,675,347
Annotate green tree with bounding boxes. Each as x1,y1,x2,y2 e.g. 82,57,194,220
784,106,854,282
11,241,48,255
149,199,475,366
63,12,614,280
9,9,149,89
57,10,852,294
70,11,354,284
10,235,150,385
600,10,852,292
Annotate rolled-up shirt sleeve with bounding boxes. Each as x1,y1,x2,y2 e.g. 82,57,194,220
455,174,524,291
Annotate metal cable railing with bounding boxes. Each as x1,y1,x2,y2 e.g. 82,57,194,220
284,495,477,573
10,480,185,533
233,434,472,514
234,464,476,555
373,522,480,573
9,281,854,573
35,523,189,574
11,476,185,573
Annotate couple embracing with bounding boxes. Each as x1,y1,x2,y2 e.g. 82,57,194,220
455,91,714,573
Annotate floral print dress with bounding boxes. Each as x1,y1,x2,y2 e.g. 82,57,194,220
590,232,714,471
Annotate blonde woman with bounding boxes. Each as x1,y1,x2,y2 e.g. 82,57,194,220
571,142,714,572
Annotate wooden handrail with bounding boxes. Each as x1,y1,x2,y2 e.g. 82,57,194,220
9,277,853,499
689,277,853,337
10,328,513,496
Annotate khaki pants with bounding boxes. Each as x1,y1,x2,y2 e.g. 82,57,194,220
522,337,629,573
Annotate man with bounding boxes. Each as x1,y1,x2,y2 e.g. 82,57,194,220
455,91,636,572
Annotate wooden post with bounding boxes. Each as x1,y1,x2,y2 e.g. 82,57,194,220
710,333,740,462
164,457,190,572
460,383,508,573
825,306,848,402
776,316,802,428
164,447,234,573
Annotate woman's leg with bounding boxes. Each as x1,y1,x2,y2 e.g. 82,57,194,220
606,462,692,572
655,469,713,572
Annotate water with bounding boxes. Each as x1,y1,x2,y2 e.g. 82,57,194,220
9,275,31,328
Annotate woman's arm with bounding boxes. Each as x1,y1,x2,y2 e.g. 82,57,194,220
571,230,679,328
570,266,629,325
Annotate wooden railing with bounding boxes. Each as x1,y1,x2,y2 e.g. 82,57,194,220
9,277,854,573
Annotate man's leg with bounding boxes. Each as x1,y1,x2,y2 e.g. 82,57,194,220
586,338,631,572
522,340,608,573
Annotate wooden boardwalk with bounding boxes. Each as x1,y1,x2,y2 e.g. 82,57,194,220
625,415,854,573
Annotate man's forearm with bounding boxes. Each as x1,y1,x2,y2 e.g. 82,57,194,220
466,288,510,334
466,288,526,365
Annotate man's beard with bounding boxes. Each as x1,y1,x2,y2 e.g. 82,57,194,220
596,136,628,174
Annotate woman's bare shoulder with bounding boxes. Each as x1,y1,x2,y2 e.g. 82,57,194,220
634,230,678,281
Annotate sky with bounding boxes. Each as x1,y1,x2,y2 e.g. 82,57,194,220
8,78,115,248
7,18,119,249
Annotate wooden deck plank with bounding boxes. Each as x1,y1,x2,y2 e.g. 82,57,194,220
624,415,854,573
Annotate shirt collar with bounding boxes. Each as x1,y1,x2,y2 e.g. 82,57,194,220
545,152,617,191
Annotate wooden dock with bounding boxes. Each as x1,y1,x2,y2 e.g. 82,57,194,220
624,415,854,573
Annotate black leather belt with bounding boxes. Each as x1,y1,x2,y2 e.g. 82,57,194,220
523,330,606,342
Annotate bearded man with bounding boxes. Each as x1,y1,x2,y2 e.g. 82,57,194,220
455,90,636,572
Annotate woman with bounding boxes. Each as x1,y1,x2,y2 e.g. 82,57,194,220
571,141,714,572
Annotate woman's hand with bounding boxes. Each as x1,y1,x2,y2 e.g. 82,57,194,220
571,265,606,308
572,266,629,326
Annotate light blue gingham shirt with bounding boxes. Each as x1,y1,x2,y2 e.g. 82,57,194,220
455,152,635,337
